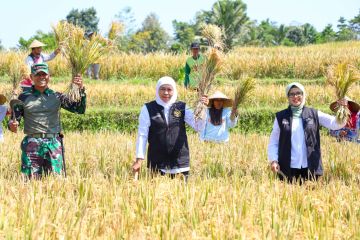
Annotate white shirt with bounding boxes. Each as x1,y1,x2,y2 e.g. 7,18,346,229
0,105,8,142
136,104,205,173
268,111,345,169
25,52,57,67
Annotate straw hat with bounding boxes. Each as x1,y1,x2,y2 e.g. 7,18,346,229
29,40,46,49
0,94,7,105
330,96,360,113
208,91,233,108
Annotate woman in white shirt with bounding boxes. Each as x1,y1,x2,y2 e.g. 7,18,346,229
0,94,8,142
132,76,208,179
200,91,238,143
267,82,346,183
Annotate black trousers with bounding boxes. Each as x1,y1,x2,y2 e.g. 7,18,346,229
288,168,319,183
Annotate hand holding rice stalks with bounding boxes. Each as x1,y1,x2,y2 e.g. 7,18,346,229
194,24,224,120
231,77,256,120
326,63,360,124
53,22,111,102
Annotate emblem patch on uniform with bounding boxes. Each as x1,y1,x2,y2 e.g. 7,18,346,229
282,119,289,125
173,109,182,118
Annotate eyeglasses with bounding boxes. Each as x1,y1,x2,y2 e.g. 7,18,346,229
288,92,303,98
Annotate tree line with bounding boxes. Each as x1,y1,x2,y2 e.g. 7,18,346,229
5,0,360,53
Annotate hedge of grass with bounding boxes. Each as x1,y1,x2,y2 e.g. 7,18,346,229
3,107,332,134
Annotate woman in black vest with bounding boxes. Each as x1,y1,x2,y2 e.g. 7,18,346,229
267,82,347,182
132,76,208,179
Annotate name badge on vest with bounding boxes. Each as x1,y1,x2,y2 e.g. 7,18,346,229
282,119,289,126
173,109,182,118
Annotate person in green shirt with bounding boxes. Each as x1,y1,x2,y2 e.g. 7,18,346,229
8,63,86,179
184,42,205,89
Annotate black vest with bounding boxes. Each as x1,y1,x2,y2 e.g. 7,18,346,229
145,101,189,170
276,106,322,178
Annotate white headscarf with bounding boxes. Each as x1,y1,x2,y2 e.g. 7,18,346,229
285,82,306,108
155,76,178,108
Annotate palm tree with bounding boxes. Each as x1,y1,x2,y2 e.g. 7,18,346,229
198,0,249,50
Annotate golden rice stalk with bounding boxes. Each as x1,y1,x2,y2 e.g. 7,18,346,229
194,25,224,120
326,63,360,124
233,77,256,111
108,21,124,41
53,22,111,102
201,24,224,50
5,51,28,97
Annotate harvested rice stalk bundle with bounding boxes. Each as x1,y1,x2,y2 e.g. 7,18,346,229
194,24,224,120
108,21,124,41
53,22,111,102
232,77,256,120
326,63,360,124
52,21,72,54
6,51,28,98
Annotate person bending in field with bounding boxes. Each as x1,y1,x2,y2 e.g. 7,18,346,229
132,76,208,180
199,91,238,143
8,63,86,179
267,82,347,183
21,40,61,92
329,97,359,143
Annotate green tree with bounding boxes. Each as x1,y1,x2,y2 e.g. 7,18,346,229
129,13,169,53
66,7,99,32
336,17,356,41
115,7,137,52
172,20,196,51
317,24,337,43
0,40,4,51
196,0,249,50
301,23,318,44
349,9,360,36
17,30,56,51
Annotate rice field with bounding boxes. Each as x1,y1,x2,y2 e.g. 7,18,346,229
0,131,359,239
0,41,359,239
1,41,360,80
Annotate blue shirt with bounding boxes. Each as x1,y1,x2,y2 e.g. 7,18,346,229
200,108,237,142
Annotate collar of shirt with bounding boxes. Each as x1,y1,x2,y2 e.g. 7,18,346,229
31,86,54,97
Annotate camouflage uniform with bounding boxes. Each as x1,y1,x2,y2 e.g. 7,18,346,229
21,136,63,176
11,84,86,178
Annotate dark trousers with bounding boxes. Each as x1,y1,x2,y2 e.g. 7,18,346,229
289,168,319,183
150,169,189,182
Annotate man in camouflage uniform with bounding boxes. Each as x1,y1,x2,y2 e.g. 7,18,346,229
9,63,86,179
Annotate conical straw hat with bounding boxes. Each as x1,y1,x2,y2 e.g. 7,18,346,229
330,96,360,113
29,40,46,49
208,91,233,108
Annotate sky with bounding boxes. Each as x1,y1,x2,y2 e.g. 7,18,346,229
0,0,359,49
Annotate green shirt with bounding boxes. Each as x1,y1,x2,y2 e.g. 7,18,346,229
184,54,205,88
11,87,86,134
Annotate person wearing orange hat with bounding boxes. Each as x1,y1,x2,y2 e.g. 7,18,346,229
21,40,61,91
329,97,360,143
199,91,238,142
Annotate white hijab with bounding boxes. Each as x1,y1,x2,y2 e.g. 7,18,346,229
286,82,306,108
155,76,178,108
